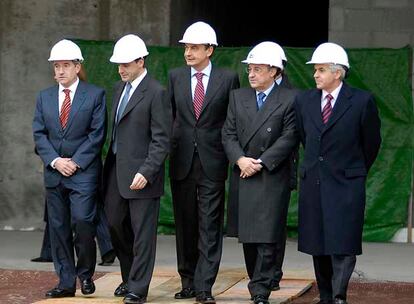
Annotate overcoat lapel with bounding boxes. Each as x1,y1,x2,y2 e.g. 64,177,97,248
308,90,324,133
49,86,61,131
180,67,195,118
111,82,124,125
242,86,284,148
322,83,352,134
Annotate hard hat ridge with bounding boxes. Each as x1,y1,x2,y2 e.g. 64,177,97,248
242,41,284,69
306,42,350,68
110,34,149,64
179,21,218,46
48,39,84,62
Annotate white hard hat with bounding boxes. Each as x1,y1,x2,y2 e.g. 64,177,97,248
179,21,218,46
241,41,283,69
48,39,84,62
306,42,350,68
110,34,149,64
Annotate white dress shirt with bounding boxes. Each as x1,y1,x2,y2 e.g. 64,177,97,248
321,82,343,110
191,61,212,99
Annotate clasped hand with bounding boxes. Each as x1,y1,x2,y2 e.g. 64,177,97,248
55,158,78,177
237,157,263,178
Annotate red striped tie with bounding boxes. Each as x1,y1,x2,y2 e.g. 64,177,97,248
322,94,333,124
60,89,71,129
193,72,204,120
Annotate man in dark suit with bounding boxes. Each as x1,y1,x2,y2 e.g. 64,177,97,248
103,34,171,304
168,21,239,304
295,42,381,304
222,42,298,304
32,39,106,298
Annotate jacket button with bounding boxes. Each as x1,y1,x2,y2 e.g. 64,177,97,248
267,127,272,132
316,179,320,185
318,156,324,161
260,147,265,152
194,142,198,147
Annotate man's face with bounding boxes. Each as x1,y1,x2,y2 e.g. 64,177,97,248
184,44,213,71
118,59,144,82
247,64,276,92
53,61,80,88
313,64,341,92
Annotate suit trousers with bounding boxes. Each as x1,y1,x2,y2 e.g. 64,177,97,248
95,204,113,257
313,254,357,301
243,243,278,298
273,228,287,284
171,152,225,293
104,158,159,296
46,183,97,290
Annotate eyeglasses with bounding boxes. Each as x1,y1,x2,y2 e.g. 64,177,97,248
245,66,270,74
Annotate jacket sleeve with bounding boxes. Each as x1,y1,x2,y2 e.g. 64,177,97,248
138,88,172,183
361,94,381,171
222,90,245,165
71,89,107,169
32,92,60,167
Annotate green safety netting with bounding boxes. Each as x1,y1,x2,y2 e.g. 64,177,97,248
75,40,413,241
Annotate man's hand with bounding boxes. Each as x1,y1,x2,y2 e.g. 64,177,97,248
55,158,77,177
130,173,148,190
237,157,263,178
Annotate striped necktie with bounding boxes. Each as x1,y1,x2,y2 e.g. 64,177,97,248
60,89,71,129
322,94,333,124
193,72,204,120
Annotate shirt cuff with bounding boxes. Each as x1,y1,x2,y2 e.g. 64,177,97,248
50,157,60,169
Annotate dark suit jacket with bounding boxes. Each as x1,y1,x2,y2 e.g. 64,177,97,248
33,80,106,188
295,82,381,255
222,85,298,243
168,65,240,181
103,74,171,199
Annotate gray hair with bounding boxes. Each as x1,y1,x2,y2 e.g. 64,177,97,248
329,64,347,80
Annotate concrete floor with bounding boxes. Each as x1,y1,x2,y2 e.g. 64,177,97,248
1,231,413,282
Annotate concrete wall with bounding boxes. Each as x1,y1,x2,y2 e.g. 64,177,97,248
0,0,171,229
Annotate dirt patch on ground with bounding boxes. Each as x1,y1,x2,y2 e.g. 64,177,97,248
289,279,414,304
1,269,414,304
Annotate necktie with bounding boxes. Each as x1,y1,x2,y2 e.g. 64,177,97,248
257,92,266,110
193,72,204,120
60,89,71,129
322,94,333,124
112,82,132,154
116,82,132,124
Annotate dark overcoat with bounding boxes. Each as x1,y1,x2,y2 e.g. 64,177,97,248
295,83,381,255
222,85,298,243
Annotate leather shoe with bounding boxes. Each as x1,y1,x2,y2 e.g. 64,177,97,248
45,287,75,298
31,256,53,263
316,300,333,304
174,287,195,299
271,281,280,291
252,295,269,304
98,249,116,266
195,291,216,304
123,292,146,304
114,282,129,297
334,299,348,304
81,278,95,295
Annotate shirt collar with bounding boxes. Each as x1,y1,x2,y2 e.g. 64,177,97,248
191,61,212,78
322,81,343,101
256,81,276,98
59,77,79,94
129,68,147,90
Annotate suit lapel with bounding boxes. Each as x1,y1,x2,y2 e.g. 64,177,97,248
49,86,61,131
64,81,87,133
243,86,283,147
118,74,148,122
308,90,324,133
199,66,223,118
322,83,352,134
241,89,257,122
179,67,195,118
111,82,124,126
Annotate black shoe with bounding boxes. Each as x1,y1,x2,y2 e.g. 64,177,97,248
316,300,333,304
81,278,95,295
174,287,196,299
334,299,348,304
98,249,116,266
123,292,146,304
45,287,75,298
195,291,216,304
252,294,269,304
114,282,129,297
31,256,53,263
271,281,280,291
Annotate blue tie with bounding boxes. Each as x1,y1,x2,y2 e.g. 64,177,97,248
257,92,266,110
112,82,132,153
